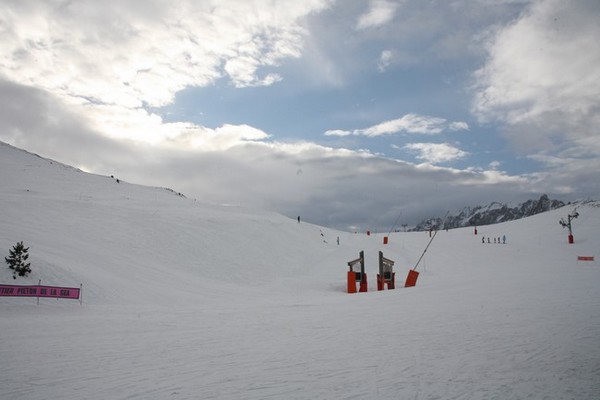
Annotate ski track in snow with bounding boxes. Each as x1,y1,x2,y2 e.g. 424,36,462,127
1,142,600,399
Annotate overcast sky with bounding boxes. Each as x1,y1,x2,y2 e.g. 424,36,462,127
1,0,599,231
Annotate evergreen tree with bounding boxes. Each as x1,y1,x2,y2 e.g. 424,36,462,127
5,241,32,279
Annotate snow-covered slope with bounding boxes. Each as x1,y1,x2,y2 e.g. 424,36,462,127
1,141,599,399
0,141,345,305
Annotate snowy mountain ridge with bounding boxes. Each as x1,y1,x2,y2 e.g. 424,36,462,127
413,194,567,231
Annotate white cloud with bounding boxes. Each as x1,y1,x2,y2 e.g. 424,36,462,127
378,50,393,72
470,0,600,201
403,142,469,164
363,114,447,135
449,121,470,131
0,0,331,145
356,0,400,30
472,0,600,149
325,113,470,137
324,129,352,137
489,160,501,170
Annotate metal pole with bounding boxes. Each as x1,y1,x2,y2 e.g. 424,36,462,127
413,211,448,272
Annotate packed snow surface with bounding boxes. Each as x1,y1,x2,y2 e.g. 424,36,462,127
1,141,599,399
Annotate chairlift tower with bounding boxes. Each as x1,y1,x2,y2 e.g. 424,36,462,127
559,209,579,244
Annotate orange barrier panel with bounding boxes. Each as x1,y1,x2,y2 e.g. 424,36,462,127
359,274,368,292
404,269,419,288
377,272,395,291
577,256,595,261
347,270,357,293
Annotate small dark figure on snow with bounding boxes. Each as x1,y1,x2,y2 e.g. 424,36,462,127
487,237,490,244
502,235,506,244
297,216,300,223
482,236,485,244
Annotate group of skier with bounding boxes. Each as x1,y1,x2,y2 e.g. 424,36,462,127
482,235,506,244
